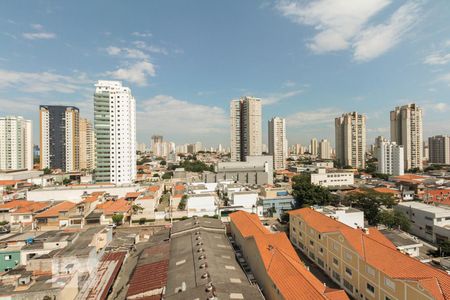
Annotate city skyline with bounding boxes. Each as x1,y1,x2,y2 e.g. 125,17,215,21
0,1,450,147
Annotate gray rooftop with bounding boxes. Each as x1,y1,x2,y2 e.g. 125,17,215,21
165,226,263,299
171,217,224,236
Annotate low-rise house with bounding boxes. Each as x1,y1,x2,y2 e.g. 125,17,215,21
132,195,157,221
96,198,131,225
259,186,295,218
373,187,402,201
0,245,21,272
0,200,50,228
34,201,77,230
423,188,450,206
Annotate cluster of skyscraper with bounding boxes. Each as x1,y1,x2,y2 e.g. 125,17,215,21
230,96,288,170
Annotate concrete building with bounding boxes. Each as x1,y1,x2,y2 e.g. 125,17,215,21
376,140,404,176
186,193,218,217
204,155,273,185
319,139,331,160
0,116,33,171
311,168,354,188
289,207,450,300
268,117,287,170
230,96,262,161
390,104,423,170
429,135,450,164
310,138,318,156
94,80,136,184
230,211,349,300
166,217,263,300
395,202,450,244
40,106,80,172
335,112,366,169
313,205,364,228
259,186,295,218
79,118,95,171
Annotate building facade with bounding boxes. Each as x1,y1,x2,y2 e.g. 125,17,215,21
40,105,80,172
319,139,331,159
268,117,287,170
429,135,450,165
79,118,96,171
289,207,450,300
335,112,366,169
310,138,318,156
0,116,33,171
390,104,423,170
310,168,354,188
230,96,262,161
376,140,404,176
94,81,136,184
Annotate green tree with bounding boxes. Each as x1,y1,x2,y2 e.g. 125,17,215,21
160,160,167,166
43,167,52,175
342,189,396,225
438,240,450,256
378,210,410,231
112,214,124,225
291,174,336,207
178,195,187,210
62,178,71,185
162,172,173,180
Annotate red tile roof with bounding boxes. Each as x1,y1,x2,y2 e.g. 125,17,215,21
0,180,22,186
13,202,50,214
230,211,349,300
127,260,168,298
290,207,450,300
126,192,141,199
96,199,130,215
35,201,76,218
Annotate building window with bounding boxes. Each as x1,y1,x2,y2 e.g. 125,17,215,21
309,240,314,246
4,255,12,261
345,251,352,261
343,279,353,293
317,258,324,268
345,267,352,277
333,257,339,266
384,278,396,291
367,283,375,294
366,265,375,276
332,271,341,282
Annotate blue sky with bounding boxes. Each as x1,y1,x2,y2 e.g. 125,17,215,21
1,0,450,148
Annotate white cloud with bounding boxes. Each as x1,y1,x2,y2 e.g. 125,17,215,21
438,73,450,85
105,46,149,59
105,61,156,86
276,0,421,61
23,32,56,40
353,2,421,62
132,31,152,38
133,41,169,55
276,0,391,53
422,101,450,113
0,69,90,93
286,108,337,127
137,95,228,136
424,53,450,65
261,89,302,105
424,40,450,65
23,24,56,40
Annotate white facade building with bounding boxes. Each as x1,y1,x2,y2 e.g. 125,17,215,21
377,140,404,176
319,139,331,160
311,168,354,188
268,117,287,170
313,206,364,229
335,112,366,169
395,202,450,243
186,193,218,217
94,81,136,184
390,104,423,170
0,116,33,171
230,96,262,161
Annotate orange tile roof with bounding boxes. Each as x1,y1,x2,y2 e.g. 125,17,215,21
35,201,76,218
0,180,22,186
147,185,161,192
174,185,185,191
290,207,450,300
96,199,130,215
125,192,141,199
392,174,428,183
0,200,30,210
230,211,349,300
13,202,50,214
373,187,400,195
